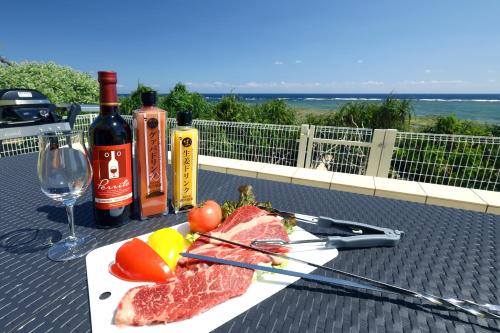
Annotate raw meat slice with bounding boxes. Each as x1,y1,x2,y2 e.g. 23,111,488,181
114,205,289,326
218,205,268,232
115,265,253,326
180,215,289,267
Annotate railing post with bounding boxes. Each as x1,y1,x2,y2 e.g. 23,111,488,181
304,125,316,168
365,129,385,176
377,129,397,177
296,124,310,168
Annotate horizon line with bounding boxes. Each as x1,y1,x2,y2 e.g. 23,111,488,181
118,91,500,95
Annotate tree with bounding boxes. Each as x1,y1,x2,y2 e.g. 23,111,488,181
371,97,413,130
303,96,414,130
0,62,98,103
256,99,297,125
214,95,252,122
118,84,153,115
160,83,214,119
422,114,494,136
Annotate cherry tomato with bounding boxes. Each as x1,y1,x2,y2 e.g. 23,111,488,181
110,238,174,283
187,200,222,233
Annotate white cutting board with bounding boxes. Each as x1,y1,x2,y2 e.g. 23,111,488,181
86,223,338,333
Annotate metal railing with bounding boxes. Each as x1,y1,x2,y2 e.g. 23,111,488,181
1,113,498,191
306,125,374,174
72,114,301,166
390,132,500,191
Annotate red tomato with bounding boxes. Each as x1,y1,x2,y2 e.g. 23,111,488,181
187,200,222,233
110,238,174,283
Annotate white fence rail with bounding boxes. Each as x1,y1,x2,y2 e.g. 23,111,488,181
1,114,498,191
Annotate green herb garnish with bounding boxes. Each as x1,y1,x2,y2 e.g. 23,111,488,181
221,185,296,234
185,232,200,245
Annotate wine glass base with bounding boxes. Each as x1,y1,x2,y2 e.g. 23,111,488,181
47,235,97,261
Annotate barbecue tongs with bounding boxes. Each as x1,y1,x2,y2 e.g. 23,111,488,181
253,207,404,249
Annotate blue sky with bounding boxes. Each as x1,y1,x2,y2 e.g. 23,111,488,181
1,0,499,94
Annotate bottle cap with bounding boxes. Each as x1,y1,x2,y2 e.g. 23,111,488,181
98,71,118,104
98,71,117,84
141,91,157,106
176,110,192,126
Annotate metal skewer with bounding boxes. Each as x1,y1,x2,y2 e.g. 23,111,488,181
198,233,500,320
251,238,329,247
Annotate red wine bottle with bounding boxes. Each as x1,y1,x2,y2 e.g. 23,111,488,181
89,71,133,228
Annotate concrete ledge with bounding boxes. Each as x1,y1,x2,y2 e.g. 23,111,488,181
472,189,500,215
258,164,297,183
194,155,498,215
226,160,267,178
292,168,333,189
331,173,375,196
420,182,487,213
198,155,230,173
374,177,427,203
487,206,500,215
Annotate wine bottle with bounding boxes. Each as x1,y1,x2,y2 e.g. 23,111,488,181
89,71,133,227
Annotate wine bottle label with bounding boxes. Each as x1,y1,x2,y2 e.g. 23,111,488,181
92,143,133,209
144,113,164,196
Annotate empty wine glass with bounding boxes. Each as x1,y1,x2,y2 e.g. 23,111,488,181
37,131,97,261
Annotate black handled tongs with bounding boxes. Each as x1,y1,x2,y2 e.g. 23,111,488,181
255,206,404,249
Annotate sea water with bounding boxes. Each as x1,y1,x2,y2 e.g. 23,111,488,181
204,93,500,124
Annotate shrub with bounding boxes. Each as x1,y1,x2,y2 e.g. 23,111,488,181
118,84,153,115
303,97,413,130
334,102,374,128
371,97,413,130
422,114,495,136
160,83,214,119
214,95,252,122
302,112,338,126
256,99,297,125
0,62,98,103
491,125,500,137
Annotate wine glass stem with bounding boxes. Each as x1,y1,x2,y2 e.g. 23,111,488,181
64,200,77,241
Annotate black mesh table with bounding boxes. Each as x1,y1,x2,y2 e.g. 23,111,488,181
0,153,499,333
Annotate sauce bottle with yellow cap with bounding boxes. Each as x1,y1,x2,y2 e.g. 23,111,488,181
171,110,198,213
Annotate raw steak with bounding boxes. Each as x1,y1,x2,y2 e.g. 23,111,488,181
115,265,254,326
114,205,289,326
179,214,290,267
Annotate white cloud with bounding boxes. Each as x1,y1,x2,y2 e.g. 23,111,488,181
184,80,329,90
279,81,321,88
117,84,126,88
245,81,260,88
488,79,497,83
425,69,431,73
361,80,384,86
295,60,302,64
401,80,466,85
274,61,284,65
357,59,364,64
487,69,495,73
244,81,277,88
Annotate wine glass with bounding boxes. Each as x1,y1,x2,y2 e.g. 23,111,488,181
37,131,97,261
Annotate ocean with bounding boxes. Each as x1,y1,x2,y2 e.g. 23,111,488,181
203,93,500,124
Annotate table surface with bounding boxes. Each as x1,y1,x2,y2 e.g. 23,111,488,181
0,154,499,333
